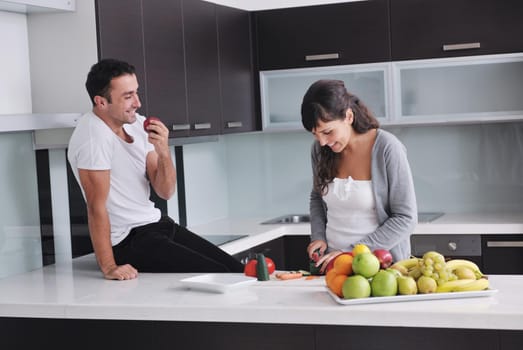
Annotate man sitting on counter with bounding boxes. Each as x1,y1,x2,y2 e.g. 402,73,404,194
67,58,243,280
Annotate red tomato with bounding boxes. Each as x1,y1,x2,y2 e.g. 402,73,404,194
244,260,257,277
243,257,276,277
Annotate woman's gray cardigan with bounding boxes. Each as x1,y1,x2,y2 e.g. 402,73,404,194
309,129,418,261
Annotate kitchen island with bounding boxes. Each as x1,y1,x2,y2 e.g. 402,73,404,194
0,251,521,349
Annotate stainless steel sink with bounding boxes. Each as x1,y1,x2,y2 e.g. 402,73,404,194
261,214,310,225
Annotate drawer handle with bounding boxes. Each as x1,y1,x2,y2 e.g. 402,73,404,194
226,121,243,128
305,53,340,61
194,123,211,130
487,241,523,248
442,42,481,51
172,124,190,131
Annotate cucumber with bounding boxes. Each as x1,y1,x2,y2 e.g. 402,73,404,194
255,253,270,281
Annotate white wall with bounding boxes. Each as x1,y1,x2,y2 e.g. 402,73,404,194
0,11,32,114
27,0,97,113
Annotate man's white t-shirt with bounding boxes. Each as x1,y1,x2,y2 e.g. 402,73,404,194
67,111,161,245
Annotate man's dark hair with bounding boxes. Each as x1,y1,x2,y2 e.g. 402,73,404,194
85,58,136,105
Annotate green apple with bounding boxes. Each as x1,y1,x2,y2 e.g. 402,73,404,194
371,270,398,297
352,252,380,278
342,275,371,299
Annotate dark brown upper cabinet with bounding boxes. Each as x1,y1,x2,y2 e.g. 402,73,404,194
217,5,258,134
253,0,391,70
96,0,148,114
96,0,258,138
183,0,221,137
390,0,523,61
142,0,189,137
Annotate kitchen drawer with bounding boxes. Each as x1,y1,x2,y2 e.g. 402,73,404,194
482,234,523,274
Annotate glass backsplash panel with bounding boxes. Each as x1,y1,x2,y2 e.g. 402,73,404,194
0,132,42,278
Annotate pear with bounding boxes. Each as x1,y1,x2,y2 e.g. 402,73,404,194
397,276,418,295
417,276,437,294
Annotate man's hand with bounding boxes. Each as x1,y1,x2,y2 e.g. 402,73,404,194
145,118,176,200
145,118,170,159
103,264,138,281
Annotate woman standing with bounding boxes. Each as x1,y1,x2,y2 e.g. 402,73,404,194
302,80,417,272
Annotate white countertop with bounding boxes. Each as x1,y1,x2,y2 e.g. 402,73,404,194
0,254,521,330
0,212,521,329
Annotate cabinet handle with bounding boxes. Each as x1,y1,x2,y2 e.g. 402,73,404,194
226,121,243,128
487,241,523,248
305,53,340,61
172,124,190,131
194,123,211,130
442,42,481,51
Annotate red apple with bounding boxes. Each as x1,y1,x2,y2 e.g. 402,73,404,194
373,249,393,269
143,116,161,133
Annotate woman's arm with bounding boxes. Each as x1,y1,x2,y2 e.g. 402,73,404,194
357,134,418,253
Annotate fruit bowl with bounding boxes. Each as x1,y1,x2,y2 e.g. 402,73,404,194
326,287,498,305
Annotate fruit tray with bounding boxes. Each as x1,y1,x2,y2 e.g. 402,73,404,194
326,287,498,305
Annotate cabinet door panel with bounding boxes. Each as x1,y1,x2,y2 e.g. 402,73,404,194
217,6,258,134
96,0,147,114
183,0,221,136
142,0,188,137
255,0,391,70
317,326,498,350
391,0,523,60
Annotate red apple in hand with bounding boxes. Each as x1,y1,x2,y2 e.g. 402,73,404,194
373,249,393,269
143,116,161,133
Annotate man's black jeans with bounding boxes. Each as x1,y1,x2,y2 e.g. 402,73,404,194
113,216,244,272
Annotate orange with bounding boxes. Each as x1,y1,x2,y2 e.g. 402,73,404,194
352,243,371,256
333,253,354,276
329,274,348,297
325,268,338,287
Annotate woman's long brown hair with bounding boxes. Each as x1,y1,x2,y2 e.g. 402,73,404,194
301,80,380,194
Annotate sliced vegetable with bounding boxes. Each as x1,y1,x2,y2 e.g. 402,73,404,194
275,271,303,280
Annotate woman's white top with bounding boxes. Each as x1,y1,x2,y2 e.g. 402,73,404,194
323,176,379,252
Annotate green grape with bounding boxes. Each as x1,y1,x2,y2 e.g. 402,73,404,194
420,251,452,285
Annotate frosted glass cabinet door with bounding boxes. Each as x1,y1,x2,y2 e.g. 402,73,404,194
260,63,390,130
393,53,523,123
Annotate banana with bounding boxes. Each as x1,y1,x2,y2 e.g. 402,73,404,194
391,257,420,270
451,278,489,292
435,279,476,293
389,264,409,276
446,259,484,279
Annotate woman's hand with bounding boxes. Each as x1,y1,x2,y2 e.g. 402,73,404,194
307,240,327,259
308,240,341,273
315,250,343,274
